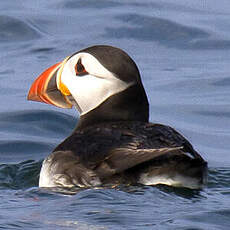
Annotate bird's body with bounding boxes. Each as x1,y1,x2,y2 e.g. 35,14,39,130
28,45,207,189
39,121,206,189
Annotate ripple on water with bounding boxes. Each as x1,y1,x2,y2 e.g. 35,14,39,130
0,166,229,229
0,109,76,139
212,77,230,87
104,13,230,50
62,0,121,9
0,140,54,163
0,110,77,164
0,15,41,42
208,168,230,189
0,160,41,189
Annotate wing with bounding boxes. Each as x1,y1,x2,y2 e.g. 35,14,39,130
54,122,206,182
94,146,183,178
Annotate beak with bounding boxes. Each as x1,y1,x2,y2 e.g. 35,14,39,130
27,59,72,109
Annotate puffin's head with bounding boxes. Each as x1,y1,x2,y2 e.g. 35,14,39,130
28,45,148,119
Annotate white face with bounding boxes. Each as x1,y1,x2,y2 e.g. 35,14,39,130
57,52,133,115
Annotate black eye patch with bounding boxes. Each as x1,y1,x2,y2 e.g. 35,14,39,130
75,59,88,76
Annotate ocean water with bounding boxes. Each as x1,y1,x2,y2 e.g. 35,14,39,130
0,0,230,229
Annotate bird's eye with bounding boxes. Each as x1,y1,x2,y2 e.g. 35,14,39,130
75,59,87,76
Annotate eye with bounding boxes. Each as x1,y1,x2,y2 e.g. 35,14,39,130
75,58,87,76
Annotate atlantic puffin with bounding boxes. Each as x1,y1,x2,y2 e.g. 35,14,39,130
28,45,207,189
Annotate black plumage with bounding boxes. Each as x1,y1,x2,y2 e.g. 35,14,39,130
31,45,207,189
45,121,207,188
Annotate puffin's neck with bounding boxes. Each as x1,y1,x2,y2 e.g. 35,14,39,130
75,84,149,131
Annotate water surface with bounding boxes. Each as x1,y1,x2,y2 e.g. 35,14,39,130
0,0,230,229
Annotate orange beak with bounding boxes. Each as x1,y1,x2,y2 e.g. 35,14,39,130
27,60,72,109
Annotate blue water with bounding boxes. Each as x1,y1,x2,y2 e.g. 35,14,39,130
0,0,230,229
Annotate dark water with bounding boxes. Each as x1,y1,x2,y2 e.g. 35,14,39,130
0,0,230,229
